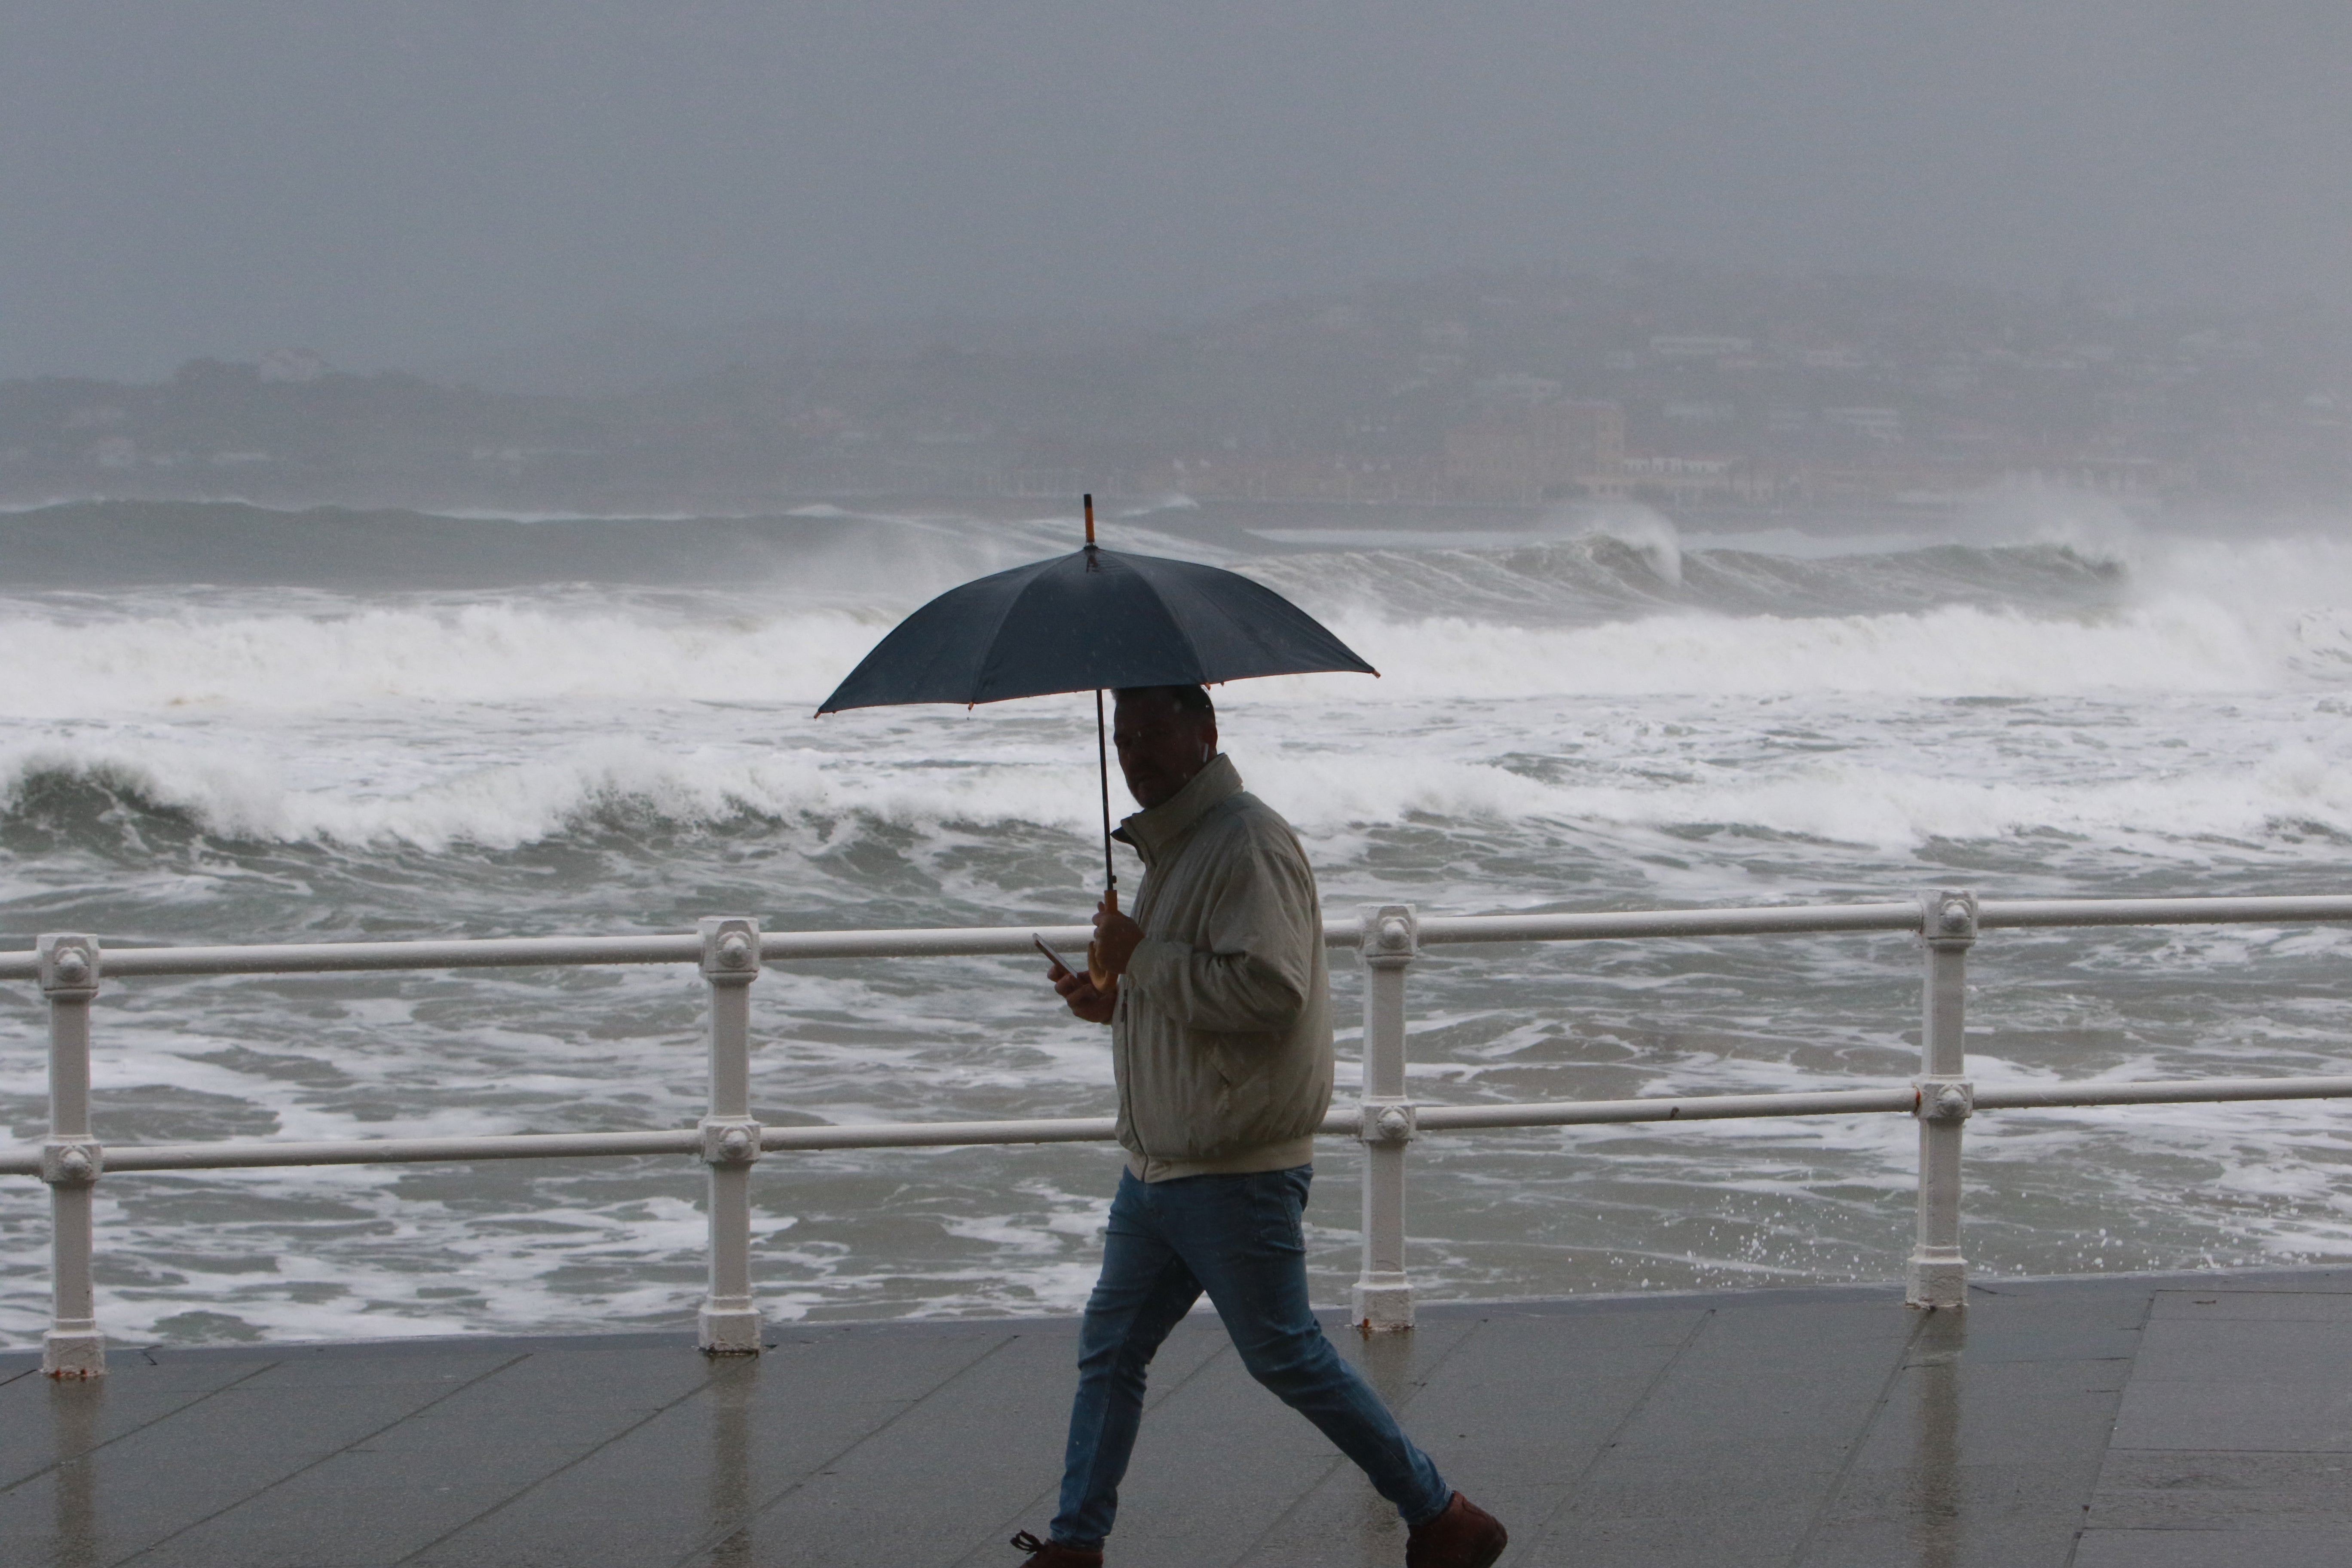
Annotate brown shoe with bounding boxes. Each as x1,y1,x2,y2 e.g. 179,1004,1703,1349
1010,1529,1103,1567
1406,1492,1507,1568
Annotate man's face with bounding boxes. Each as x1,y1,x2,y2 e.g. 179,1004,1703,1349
1112,693,1217,810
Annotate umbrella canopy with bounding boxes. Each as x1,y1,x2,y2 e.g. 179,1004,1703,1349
817,514,1376,917
816,545,1375,713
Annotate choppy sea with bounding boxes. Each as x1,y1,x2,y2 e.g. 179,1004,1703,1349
5,491,2352,1347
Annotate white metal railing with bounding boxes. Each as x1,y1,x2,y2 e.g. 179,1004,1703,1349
8,891,2352,1377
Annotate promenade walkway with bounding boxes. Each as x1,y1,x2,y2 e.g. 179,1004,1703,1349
4,1267,2348,1568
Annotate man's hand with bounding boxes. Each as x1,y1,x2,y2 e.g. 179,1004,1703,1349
1049,960,1117,1025
1092,897,1145,977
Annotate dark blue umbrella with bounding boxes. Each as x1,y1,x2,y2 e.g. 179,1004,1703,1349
818,496,1375,898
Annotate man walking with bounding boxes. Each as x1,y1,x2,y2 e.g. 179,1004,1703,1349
1014,684,1506,1568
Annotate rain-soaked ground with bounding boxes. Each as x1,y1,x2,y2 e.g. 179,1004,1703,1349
5,1267,2349,1567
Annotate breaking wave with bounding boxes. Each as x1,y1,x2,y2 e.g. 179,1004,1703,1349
8,499,2352,1341
0,542,2346,722
5,700,2348,861
3,505,2349,857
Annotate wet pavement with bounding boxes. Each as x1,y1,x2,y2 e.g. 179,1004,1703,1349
3,1267,2349,1567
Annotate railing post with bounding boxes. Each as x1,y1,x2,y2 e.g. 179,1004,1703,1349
1908,891,1977,1310
697,917,764,1354
1353,903,1418,1333
38,934,105,1378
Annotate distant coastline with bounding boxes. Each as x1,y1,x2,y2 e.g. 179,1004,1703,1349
6,268,2345,520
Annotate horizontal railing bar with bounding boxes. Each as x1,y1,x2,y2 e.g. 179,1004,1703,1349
11,893,2352,982
762,1115,1121,1150
1975,895,2352,929
1409,1074,2352,1130
1414,903,1920,945
0,934,707,980
9,894,2352,980
1973,1075,2352,1109
1414,1088,1919,1128
0,926,1113,980
0,1129,705,1174
758,925,1097,962
8,1074,2350,1175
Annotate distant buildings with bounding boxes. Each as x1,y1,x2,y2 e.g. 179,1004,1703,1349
257,348,329,383
2,268,2340,512
1650,334,1754,359
1442,401,1624,503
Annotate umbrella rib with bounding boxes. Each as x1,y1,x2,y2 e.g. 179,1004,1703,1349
1115,564,1214,686
964,562,1061,704
1157,564,1259,682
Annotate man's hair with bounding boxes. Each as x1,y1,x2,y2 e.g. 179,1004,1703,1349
1112,683,1216,718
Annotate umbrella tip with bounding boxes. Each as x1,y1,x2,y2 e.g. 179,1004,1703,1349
1084,492,1095,545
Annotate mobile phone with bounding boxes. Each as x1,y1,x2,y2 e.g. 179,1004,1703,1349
1033,934,1077,974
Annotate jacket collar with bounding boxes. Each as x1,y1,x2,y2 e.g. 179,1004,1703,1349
1116,753,1242,868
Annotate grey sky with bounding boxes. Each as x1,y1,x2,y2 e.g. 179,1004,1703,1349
5,1,2349,381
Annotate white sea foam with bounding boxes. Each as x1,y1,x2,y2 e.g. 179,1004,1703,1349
1308,597,2291,699
0,735,1101,848
6,517,2352,1344
0,600,882,715
0,533,2344,724
6,683,2345,858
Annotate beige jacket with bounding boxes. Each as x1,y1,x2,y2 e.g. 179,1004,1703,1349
1111,754,1334,1181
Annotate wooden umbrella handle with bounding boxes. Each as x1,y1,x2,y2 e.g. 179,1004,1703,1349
1088,886,1119,992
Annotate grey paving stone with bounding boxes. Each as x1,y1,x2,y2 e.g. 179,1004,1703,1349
1944,1324,2144,1365
1842,1360,2127,1473
943,1316,1242,1568
1566,1446,1858,1520
1228,1311,1691,1568
1602,1369,1900,1458
124,1442,631,1568
0,1355,525,1567
1092,1335,1364,1568
2150,1289,2352,1323
1439,1301,1717,1350
15,1271,2352,1566
2110,1376,2352,1453
220,1349,521,1389
2073,1527,2352,1568
1513,1305,1917,1566
2131,1317,2352,1384
1799,1510,2086,1568
938,1312,1489,1568
408,1326,1030,1568
0,1359,277,1493
116,1348,729,1567
722,1328,1142,1568
1963,1279,2156,1319
2089,1450,2352,1529
1939,1290,2152,1366
1526,1504,1822,1568
364,1344,717,1431
1820,1458,2101,1519
1796,1298,2120,1566
21,1353,282,1393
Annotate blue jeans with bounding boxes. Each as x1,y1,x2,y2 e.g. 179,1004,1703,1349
1051,1165,1450,1548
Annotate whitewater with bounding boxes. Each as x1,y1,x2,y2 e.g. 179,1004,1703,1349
4,496,2352,1347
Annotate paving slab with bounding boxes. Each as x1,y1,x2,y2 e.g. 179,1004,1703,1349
1238,1307,1712,1568
0,1351,526,1566
2073,1526,2352,1568
2080,1273,2352,1568
4,1268,2352,1565
0,1357,277,1493
2089,1451,2352,1530
414,1325,1035,1568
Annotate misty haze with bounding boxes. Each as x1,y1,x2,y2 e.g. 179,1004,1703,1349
5,0,2352,1403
